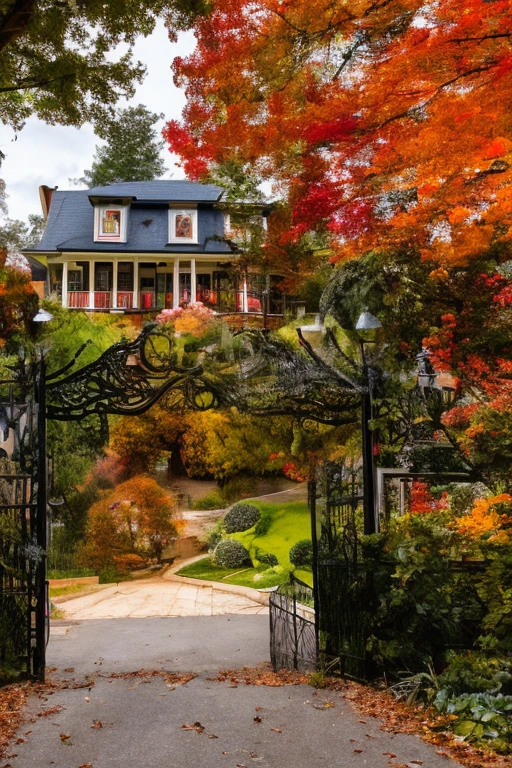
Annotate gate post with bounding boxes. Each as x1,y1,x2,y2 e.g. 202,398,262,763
308,479,320,664
34,356,47,680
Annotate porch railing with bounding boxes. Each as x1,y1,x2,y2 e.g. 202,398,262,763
67,288,302,316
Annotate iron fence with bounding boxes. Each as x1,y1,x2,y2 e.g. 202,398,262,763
269,574,317,672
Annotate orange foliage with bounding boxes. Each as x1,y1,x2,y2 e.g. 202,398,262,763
82,476,180,568
165,0,512,266
155,303,217,336
454,494,512,536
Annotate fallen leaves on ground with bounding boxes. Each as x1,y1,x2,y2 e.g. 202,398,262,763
0,682,32,759
209,665,309,687
90,720,102,729
341,679,512,768
37,705,64,718
101,670,196,686
182,721,205,733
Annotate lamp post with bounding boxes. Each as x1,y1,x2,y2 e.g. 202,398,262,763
32,307,53,679
356,310,382,535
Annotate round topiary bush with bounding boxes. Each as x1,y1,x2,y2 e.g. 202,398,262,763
213,539,253,568
258,552,279,567
223,502,261,533
289,539,313,567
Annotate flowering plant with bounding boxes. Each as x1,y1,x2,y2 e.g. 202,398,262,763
155,302,217,337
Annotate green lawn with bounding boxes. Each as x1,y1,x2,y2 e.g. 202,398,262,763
175,557,291,589
176,499,313,589
231,500,312,567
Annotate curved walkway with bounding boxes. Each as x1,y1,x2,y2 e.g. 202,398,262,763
53,564,268,621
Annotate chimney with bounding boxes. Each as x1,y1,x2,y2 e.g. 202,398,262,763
39,185,58,220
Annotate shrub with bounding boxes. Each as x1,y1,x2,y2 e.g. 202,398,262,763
113,554,147,573
213,539,252,568
202,519,223,551
257,552,279,567
192,491,225,510
289,539,313,567
254,507,274,535
98,566,122,584
223,502,261,533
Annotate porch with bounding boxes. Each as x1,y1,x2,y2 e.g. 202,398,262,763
48,258,298,316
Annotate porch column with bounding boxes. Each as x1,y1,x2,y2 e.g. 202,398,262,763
173,257,180,309
112,260,118,309
133,260,139,309
242,277,249,314
62,261,68,309
89,261,95,309
190,258,196,304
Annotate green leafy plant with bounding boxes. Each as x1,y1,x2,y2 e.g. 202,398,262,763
256,551,279,566
438,652,512,697
289,539,313,567
192,491,225,510
390,662,440,705
434,691,512,753
223,503,261,533
213,539,252,568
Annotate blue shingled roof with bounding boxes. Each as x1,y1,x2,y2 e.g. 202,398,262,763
87,180,224,202
35,183,233,254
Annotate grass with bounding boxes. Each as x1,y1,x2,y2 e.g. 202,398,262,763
47,568,95,580
176,499,313,589
231,500,312,567
176,557,291,589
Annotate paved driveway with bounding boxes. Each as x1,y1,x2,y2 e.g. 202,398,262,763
53,576,268,621
1,616,461,768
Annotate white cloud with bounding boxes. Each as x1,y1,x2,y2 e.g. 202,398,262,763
0,23,196,221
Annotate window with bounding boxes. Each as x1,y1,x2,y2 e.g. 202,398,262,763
169,209,197,243
94,205,127,242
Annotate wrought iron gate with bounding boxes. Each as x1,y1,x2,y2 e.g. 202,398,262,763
269,574,316,672
309,462,374,681
0,369,47,679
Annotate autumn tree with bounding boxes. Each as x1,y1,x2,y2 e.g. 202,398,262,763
81,476,179,569
0,251,38,349
165,0,512,267
74,105,167,188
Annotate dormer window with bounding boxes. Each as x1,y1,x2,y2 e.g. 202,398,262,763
94,204,128,242
169,208,197,243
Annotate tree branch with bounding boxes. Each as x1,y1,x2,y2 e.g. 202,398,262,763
0,0,37,55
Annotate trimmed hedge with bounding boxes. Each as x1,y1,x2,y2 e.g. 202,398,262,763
289,539,313,567
223,502,261,533
213,539,253,568
257,552,279,567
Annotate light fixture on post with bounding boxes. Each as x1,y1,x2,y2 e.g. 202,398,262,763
355,309,382,536
32,308,54,324
31,305,53,680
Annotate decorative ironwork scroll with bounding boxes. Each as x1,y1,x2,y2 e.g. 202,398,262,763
45,324,231,434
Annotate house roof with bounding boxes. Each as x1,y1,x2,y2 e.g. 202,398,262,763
25,254,47,280
87,180,224,203
32,182,233,255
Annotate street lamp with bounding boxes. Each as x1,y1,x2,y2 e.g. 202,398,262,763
32,306,53,679
356,309,382,536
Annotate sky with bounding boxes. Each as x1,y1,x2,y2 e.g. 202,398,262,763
0,23,197,223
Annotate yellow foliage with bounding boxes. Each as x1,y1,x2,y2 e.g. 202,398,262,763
455,493,512,537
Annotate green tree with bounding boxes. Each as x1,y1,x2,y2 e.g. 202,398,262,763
75,105,167,188
0,0,208,132
0,213,44,251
